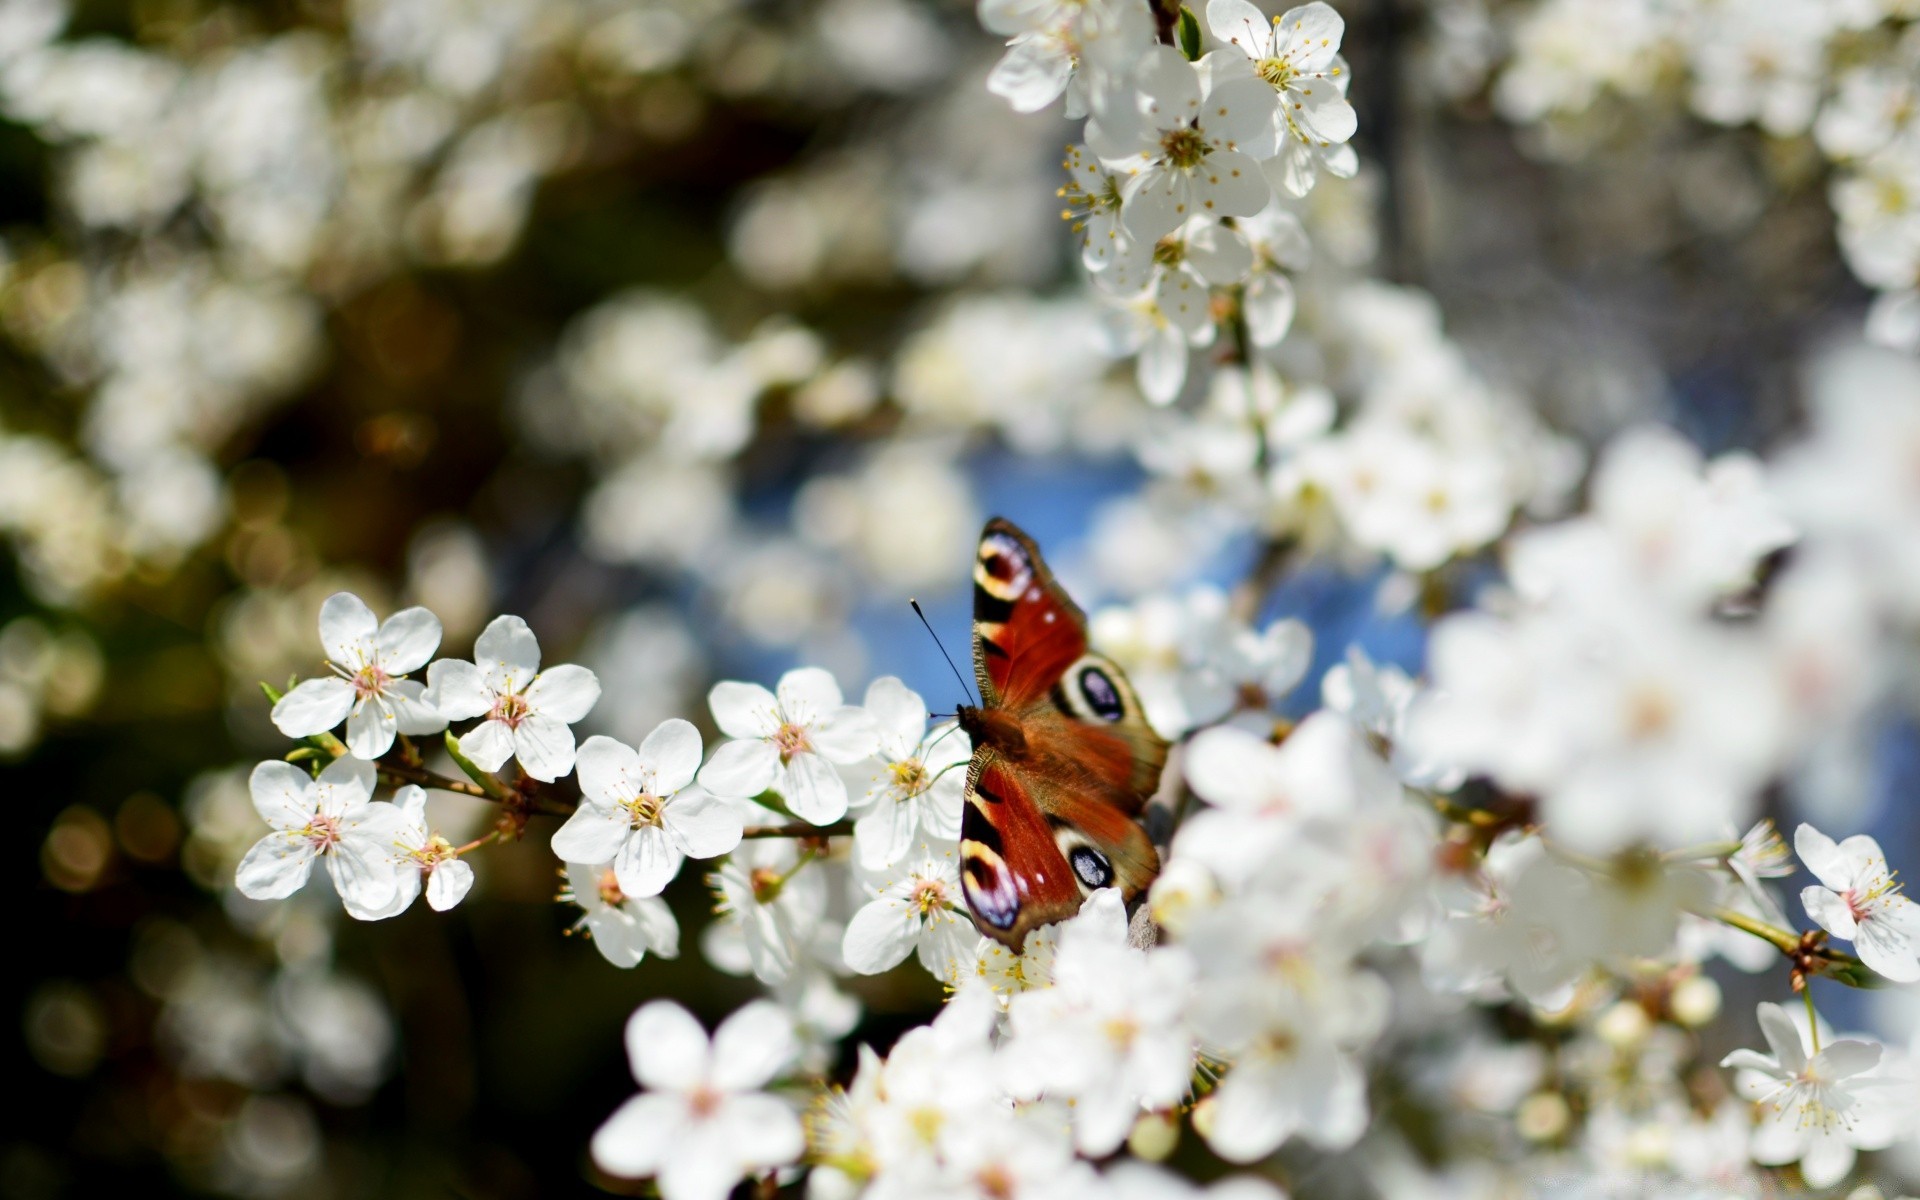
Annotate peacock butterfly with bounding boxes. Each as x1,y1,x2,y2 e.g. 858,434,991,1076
955,517,1168,948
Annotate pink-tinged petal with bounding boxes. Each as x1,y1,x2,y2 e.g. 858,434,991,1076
843,898,919,975
1206,0,1273,55
375,606,442,674
721,1093,805,1169
424,658,493,720
249,759,316,829
473,614,541,694
626,1000,711,1090
1243,272,1296,347
1188,149,1271,220
1812,1038,1882,1079
810,705,879,763
345,701,398,760
576,734,644,806
637,718,705,795
526,664,600,724
663,786,743,859
778,752,850,824
775,667,844,725
709,681,781,740
615,825,683,898
863,676,929,761
512,713,578,782
235,834,315,899
385,679,448,735
427,860,474,910
699,738,780,799
459,719,517,773
1755,1002,1808,1075
710,1000,796,1091
318,592,377,666
590,1092,686,1179
271,678,355,740
1801,885,1858,940
550,805,630,865
987,38,1073,114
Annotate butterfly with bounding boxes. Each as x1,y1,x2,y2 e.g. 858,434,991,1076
954,518,1169,948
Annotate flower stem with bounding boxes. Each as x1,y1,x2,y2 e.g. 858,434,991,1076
1709,906,1801,953
1805,986,1821,1054
741,821,854,840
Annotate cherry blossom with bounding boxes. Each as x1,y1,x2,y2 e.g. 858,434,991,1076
423,614,601,782
234,756,407,921
699,667,878,824
1721,1001,1894,1187
551,723,742,898
269,592,446,761
849,676,968,870
1796,823,1920,983
591,1000,803,1200
375,784,473,916
1206,0,1359,197
562,861,680,969
1086,45,1275,242
842,844,977,979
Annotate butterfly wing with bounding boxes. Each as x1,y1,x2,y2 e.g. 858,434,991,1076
960,518,1170,948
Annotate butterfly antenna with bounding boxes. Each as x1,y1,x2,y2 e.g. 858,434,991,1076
910,598,977,707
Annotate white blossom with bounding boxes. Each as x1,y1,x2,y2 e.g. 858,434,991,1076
234,756,407,921
563,861,681,969
699,667,879,824
842,844,978,979
1206,0,1359,197
423,614,601,782
269,592,446,761
1796,823,1920,983
591,1000,804,1200
551,723,742,898
850,677,968,870
1721,1001,1897,1188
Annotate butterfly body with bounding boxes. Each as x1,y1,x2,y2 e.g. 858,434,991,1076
956,518,1169,948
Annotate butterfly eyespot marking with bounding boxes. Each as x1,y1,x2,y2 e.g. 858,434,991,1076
1070,845,1112,890
1076,666,1125,722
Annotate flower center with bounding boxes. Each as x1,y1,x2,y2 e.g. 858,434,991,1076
1152,234,1188,268
1102,1015,1140,1048
1159,125,1210,171
889,758,929,800
773,722,813,761
624,792,665,829
1256,56,1296,89
976,1165,1017,1200
750,866,786,904
911,878,949,916
687,1085,724,1119
489,691,531,728
350,661,392,701
303,813,342,852
597,867,626,907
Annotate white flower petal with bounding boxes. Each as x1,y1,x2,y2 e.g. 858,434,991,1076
863,676,929,760
270,678,355,739
526,664,601,725
459,719,517,773
424,658,493,720
777,752,849,824
345,700,398,760
318,592,378,665
775,667,844,726
698,739,780,799
709,1000,796,1091
615,825,684,898
512,713,578,782
720,1093,805,1169
577,735,644,807
427,860,474,911
375,606,443,674
709,681,781,740
625,1000,711,1090
638,718,705,795
591,1092,685,1179
385,679,448,735
1794,823,1849,890
842,898,919,974
663,786,743,860
235,834,315,899
249,759,316,829
810,705,880,763
474,614,542,694
550,805,630,865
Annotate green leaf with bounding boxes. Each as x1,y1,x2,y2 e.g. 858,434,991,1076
1177,6,1202,61
260,679,286,705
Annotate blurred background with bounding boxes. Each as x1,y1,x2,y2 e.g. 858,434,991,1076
5,0,1904,1194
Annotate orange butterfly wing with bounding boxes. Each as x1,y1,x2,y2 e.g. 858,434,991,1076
958,519,1168,948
